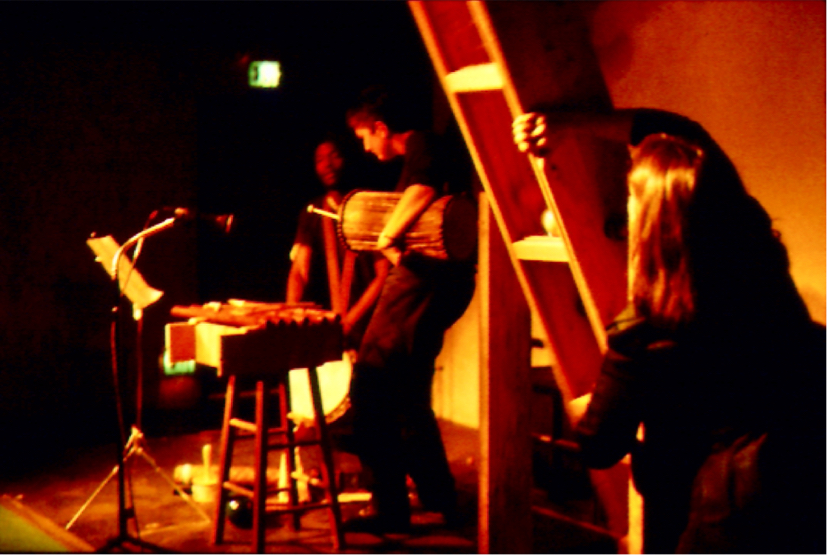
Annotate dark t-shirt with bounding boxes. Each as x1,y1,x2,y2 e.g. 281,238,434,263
293,194,337,308
395,131,475,274
395,131,446,194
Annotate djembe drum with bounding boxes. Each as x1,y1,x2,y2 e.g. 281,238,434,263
336,190,477,262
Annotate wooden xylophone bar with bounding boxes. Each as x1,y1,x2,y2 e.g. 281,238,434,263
165,301,343,378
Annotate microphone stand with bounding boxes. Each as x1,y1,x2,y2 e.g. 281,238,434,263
69,217,210,551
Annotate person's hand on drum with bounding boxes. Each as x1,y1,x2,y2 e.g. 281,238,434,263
376,231,393,251
381,246,402,266
376,229,403,265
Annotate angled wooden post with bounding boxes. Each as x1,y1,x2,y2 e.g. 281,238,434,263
479,192,532,554
410,1,639,551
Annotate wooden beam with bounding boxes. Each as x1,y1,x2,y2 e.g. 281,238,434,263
512,236,569,262
445,63,504,93
479,193,532,553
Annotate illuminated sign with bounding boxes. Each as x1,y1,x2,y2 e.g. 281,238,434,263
162,350,196,376
248,61,281,89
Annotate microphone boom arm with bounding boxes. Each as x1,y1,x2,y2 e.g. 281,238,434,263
111,217,177,280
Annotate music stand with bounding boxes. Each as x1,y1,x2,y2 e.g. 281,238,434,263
69,226,210,550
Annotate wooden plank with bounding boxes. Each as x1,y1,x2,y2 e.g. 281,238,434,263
522,263,602,400
543,137,629,335
479,193,532,554
414,2,489,73
452,89,601,400
512,236,568,262
410,0,638,547
479,2,612,113
455,90,546,242
472,0,628,351
445,63,503,93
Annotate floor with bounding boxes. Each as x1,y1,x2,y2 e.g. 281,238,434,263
0,415,616,554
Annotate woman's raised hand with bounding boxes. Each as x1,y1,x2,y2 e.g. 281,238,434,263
513,112,551,157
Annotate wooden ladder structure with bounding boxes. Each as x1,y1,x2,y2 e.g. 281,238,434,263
409,2,639,552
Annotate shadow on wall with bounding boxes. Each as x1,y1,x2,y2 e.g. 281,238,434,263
581,1,664,84
798,285,826,325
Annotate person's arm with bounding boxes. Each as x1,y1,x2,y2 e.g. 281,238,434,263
513,108,714,158
377,184,436,265
575,346,643,469
573,305,652,469
376,184,437,249
513,110,637,158
341,255,390,336
286,243,312,303
568,393,593,427
376,132,443,263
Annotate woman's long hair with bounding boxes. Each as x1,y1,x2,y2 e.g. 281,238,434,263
627,133,704,329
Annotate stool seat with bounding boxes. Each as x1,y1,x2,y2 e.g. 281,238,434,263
212,368,344,552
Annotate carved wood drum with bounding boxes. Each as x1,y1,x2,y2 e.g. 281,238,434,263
337,190,477,262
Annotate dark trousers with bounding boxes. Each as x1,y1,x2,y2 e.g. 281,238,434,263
350,260,475,521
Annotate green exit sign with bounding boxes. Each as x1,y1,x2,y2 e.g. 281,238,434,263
248,61,281,89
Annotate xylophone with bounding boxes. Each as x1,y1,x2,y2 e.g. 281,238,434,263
165,300,343,378
168,301,347,550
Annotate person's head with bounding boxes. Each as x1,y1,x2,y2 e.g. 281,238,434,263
627,133,704,329
346,85,405,162
314,134,345,189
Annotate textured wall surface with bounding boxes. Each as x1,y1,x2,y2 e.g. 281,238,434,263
589,1,825,322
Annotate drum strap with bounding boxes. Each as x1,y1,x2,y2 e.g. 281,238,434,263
321,213,344,315
321,193,357,316
339,250,356,314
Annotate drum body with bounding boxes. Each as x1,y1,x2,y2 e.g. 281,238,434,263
288,351,352,425
337,191,477,262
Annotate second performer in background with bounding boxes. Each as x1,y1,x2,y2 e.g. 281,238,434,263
286,132,389,349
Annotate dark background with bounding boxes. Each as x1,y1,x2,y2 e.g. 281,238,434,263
0,2,438,475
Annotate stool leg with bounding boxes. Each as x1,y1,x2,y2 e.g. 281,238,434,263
279,381,301,531
213,375,237,545
308,366,344,550
253,379,269,553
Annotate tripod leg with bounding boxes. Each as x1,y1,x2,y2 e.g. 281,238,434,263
65,463,121,530
66,430,143,531
134,445,211,522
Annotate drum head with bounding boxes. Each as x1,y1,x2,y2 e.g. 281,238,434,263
288,351,352,424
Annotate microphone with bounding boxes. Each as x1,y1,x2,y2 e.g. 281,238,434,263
169,207,234,234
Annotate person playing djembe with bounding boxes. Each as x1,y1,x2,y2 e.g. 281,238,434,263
343,86,476,533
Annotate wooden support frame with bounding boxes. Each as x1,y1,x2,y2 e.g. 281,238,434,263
409,1,641,552
478,193,532,554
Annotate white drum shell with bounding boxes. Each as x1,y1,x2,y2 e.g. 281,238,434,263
288,351,352,424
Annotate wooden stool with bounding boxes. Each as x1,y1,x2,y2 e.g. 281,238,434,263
211,368,344,552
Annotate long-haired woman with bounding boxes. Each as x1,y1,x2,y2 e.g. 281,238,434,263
515,112,824,553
